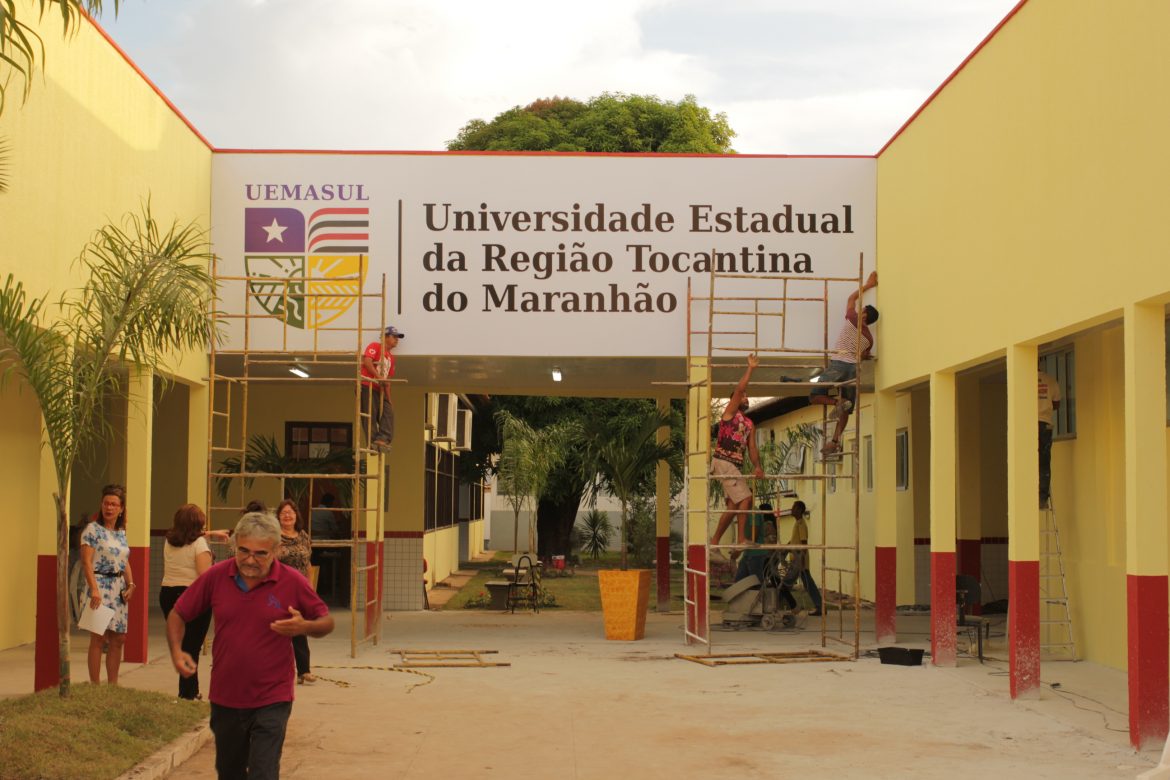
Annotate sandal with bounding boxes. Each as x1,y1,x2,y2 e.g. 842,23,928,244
298,673,317,685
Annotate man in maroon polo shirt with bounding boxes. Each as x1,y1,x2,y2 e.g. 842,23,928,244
360,325,403,453
168,512,334,780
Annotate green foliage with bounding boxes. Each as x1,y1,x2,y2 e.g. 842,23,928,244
495,408,577,552
448,93,735,154
577,508,612,561
215,434,354,506
762,422,822,497
0,201,216,695
623,496,683,569
0,680,206,779
582,406,680,569
0,2,118,118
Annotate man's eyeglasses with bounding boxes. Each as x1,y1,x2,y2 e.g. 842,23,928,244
235,545,272,561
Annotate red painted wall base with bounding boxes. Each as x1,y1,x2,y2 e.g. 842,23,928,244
123,547,149,663
35,555,58,691
957,538,982,615
656,537,671,612
1127,573,1169,750
1009,559,1040,698
875,546,896,644
685,545,707,643
930,551,957,666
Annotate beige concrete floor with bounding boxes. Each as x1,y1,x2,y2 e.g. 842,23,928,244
0,608,1158,779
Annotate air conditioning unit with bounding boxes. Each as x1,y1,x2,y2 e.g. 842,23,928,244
454,409,473,451
430,393,458,442
423,393,436,431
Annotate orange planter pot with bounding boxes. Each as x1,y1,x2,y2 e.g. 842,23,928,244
598,569,652,640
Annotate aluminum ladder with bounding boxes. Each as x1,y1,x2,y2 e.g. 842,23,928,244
1039,500,1076,660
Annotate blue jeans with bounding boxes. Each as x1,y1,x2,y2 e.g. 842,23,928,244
210,701,292,780
1039,422,1053,502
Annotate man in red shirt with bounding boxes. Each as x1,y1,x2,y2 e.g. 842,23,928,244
361,325,403,453
168,513,333,780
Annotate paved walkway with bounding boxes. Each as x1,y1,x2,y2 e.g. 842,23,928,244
0,609,1158,778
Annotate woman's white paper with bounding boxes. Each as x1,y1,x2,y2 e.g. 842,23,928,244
78,602,115,635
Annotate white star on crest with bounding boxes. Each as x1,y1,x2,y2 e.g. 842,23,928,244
262,218,288,243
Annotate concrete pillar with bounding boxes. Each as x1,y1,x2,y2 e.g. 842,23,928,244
123,369,153,664
655,395,672,613
684,357,710,643
873,388,898,644
1124,302,1169,750
1006,344,1040,698
956,375,983,613
385,387,426,610
929,371,957,667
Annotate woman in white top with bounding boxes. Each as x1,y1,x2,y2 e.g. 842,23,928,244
158,504,226,699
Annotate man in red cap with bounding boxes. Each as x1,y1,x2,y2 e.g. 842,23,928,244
360,325,403,453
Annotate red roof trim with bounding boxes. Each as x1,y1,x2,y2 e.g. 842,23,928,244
83,10,215,150
876,0,1029,157
213,148,875,159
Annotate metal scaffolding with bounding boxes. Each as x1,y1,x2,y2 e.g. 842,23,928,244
680,255,867,660
206,256,388,657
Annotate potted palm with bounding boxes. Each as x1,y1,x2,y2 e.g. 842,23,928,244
585,408,678,640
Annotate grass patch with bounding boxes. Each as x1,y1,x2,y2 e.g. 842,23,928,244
442,551,686,612
0,683,208,780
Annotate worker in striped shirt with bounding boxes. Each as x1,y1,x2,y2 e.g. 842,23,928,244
812,271,878,457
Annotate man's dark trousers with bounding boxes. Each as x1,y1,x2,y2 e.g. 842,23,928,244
210,701,292,780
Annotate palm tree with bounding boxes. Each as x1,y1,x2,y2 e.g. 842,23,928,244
495,409,574,554
0,201,215,696
584,408,679,570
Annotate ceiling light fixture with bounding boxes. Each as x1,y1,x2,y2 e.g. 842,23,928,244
551,367,563,382
288,365,310,378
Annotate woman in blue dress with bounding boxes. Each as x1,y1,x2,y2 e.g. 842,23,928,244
80,484,137,684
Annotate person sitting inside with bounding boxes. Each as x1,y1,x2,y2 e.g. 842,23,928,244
734,502,775,582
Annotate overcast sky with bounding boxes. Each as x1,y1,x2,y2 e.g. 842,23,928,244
100,0,1020,154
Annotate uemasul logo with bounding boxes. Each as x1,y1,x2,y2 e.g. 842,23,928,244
243,207,370,329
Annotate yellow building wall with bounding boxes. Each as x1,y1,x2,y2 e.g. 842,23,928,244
424,525,460,589
0,6,211,648
0,392,43,648
877,0,1170,670
756,400,877,603
468,519,485,558
877,0,1170,390
1055,326,1128,668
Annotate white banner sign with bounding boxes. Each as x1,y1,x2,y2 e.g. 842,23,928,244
211,154,875,358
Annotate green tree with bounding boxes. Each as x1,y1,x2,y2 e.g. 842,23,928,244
0,201,215,696
448,93,735,154
450,91,728,558
582,407,679,570
495,408,575,554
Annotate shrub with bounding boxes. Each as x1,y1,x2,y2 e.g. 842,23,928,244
577,509,612,560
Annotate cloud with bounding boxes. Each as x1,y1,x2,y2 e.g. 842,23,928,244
100,0,1018,152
